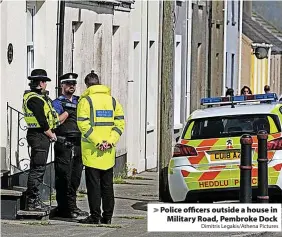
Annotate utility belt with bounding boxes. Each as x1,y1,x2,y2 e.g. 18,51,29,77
56,130,81,147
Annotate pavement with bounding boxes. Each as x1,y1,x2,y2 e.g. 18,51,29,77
1,171,282,237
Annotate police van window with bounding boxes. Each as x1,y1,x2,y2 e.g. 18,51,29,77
182,114,281,140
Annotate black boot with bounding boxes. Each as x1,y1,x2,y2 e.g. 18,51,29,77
79,215,101,224
101,217,112,224
26,199,49,212
73,207,89,216
55,208,78,218
35,199,51,210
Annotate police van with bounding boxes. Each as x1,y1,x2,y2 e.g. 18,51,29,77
168,93,282,203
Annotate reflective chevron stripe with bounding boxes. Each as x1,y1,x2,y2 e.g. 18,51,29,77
84,127,93,138
114,116,124,120
77,117,89,121
112,127,122,136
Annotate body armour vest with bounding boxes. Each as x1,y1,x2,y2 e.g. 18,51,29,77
55,96,80,136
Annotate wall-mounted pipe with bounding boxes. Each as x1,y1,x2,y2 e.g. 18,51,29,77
185,0,192,118
56,0,65,97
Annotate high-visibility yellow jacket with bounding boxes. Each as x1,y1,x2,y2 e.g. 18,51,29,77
23,91,60,129
77,85,125,170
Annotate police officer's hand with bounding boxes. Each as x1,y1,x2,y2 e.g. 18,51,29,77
45,129,57,142
97,141,113,151
50,133,57,142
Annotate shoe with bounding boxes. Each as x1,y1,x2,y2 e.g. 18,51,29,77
101,217,111,224
56,210,78,218
73,207,89,216
35,199,51,210
26,201,49,212
79,215,100,224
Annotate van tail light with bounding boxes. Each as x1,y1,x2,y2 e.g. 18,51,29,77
267,138,282,150
273,164,282,171
173,144,197,157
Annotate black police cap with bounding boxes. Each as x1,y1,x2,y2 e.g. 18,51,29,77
28,69,51,81
59,73,78,83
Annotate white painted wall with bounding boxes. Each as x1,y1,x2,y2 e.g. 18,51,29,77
0,0,58,172
146,0,159,170
1,0,157,176
127,0,160,173
174,35,182,127
186,0,193,118
224,0,242,95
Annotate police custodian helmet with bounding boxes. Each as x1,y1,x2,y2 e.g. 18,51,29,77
28,69,51,82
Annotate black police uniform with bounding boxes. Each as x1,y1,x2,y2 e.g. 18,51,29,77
52,73,88,218
24,69,53,211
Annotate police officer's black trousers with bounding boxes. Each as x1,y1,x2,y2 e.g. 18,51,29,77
54,142,83,212
26,131,50,203
85,166,114,220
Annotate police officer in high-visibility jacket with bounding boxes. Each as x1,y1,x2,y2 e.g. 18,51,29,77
77,70,125,224
22,69,59,211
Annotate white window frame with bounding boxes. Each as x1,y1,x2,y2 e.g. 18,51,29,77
26,4,35,77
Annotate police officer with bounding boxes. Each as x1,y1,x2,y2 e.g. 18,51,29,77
77,70,125,224
22,69,59,211
52,73,88,218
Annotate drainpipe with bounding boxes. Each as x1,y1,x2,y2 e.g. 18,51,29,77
238,0,243,95
267,46,272,87
144,0,149,170
222,0,227,95
207,1,212,97
56,0,65,97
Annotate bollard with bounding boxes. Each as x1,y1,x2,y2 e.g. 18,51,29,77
240,134,253,203
257,130,269,203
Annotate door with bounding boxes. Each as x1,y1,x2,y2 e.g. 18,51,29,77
145,40,158,170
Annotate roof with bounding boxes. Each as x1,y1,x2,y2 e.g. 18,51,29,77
252,13,282,40
190,103,279,120
243,13,282,53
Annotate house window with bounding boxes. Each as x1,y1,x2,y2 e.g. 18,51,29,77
26,5,35,77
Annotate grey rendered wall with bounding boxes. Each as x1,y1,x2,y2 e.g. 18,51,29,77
64,2,129,159
190,1,210,113
175,1,188,124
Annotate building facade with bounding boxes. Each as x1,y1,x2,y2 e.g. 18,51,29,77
241,3,282,95
190,1,210,113
224,0,243,95
1,0,167,180
0,0,136,179
127,0,160,173
174,0,193,138
1,0,58,173
63,0,133,174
